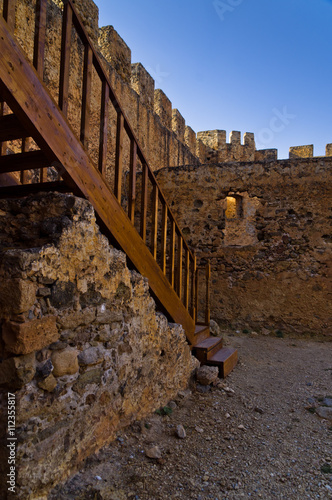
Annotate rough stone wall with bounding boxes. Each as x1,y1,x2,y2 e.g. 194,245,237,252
155,158,332,337
0,193,197,499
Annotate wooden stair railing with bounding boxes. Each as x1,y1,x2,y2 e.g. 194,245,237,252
0,0,212,346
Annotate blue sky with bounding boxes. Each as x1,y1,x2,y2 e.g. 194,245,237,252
96,0,332,159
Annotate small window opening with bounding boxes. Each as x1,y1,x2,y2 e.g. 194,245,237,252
225,195,243,219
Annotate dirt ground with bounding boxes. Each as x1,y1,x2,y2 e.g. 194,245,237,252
50,335,332,500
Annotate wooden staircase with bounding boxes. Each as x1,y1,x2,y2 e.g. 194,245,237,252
0,0,237,377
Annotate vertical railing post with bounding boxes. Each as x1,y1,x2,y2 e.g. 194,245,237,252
176,234,183,299
205,261,211,325
161,203,168,274
20,138,30,184
195,262,199,324
59,1,72,116
98,80,109,175
0,102,6,157
33,0,47,76
169,219,176,288
140,163,148,242
128,140,137,223
184,248,190,310
34,0,47,182
114,112,124,203
3,0,16,33
191,254,196,322
151,184,158,260
80,45,93,146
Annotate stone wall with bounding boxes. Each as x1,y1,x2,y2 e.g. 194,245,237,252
0,193,197,499
155,158,332,337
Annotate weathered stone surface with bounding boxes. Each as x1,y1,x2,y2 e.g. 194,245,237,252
2,316,59,355
51,347,79,377
315,407,332,421
38,374,57,392
0,352,36,389
145,446,162,459
0,192,197,498
156,158,332,336
196,366,219,386
72,368,103,395
78,347,104,366
99,25,131,83
289,145,313,159
176,424,187,439
0,278,36,315
210,320,221,337
131,62,155,110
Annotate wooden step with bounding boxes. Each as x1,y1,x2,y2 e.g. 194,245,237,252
206,347,238,378
193,336,223,363
194,324,210,344
0,180,73,198
0,150,50,174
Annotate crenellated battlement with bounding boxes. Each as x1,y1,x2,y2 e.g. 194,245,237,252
10,0,330,171
72,1,332,167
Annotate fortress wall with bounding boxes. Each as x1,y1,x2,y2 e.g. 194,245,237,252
155,157,332,337
4,0,329,172
0,194,197,499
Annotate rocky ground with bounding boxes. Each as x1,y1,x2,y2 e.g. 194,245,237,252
50,335,332,500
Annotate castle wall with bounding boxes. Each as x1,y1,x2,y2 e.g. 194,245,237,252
0,193,197,499
155,157,332,337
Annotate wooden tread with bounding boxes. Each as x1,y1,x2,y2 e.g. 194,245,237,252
0,150,50,173
193,336,223,363
206,347,238,378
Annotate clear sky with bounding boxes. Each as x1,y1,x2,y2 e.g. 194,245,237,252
96,0,332,159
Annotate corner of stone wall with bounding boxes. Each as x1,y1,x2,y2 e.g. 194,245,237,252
0,193,198,499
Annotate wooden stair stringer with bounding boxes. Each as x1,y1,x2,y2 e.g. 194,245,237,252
0,16,196,344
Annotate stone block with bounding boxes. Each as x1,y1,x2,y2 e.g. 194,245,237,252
154,89,172,129
78,347,104,366
98,26,132,83
196,139,207,162
51,347,79,377
172,109,185,143
255,149,278,161
38,374,57,392
131,63,155,110
230,131,241,144
2,316,59,355
72,368,103,395
326,144,332,156
197,130,226,151
0,278,36,316
0,352,36,389
196,365,219,386
289,145,313,159
244,132,255,148
184,126,196,155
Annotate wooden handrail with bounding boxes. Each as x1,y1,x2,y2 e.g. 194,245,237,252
0,0,211,338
